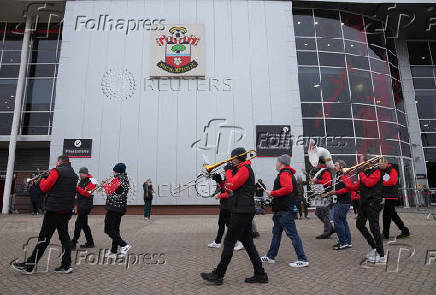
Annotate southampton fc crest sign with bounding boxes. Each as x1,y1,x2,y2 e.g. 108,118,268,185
150,24,205,77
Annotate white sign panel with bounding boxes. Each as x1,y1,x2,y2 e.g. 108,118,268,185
150,24,205,77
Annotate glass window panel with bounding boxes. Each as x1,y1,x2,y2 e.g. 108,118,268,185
0,23,5,49
303,119,325,136
412,78,436,90
367,32,386,49
379,122,399,140
397,111,407,126
28,64,56,78
1,51,21,63
346,55,369,70
344,40,368,56
430,42,436,64
392,79,404,109
317,38,344,52
386,37,396,55
295,38,316,51
326,119,354,136
399,126,409,143
377,107,396,122
298,67,321,102
23,78,54,111
370,58,389,75
424,148,436,162
354,120,379,138
401,142,411,158
382,140,400,156
21,126,49,135
368,44,387,61
328,139,356,154
349,69,373,103
320,67,350,102
331,155,357,167
297,51,318,65
301,103,323,117
407,41,432,65
30,50,60,63
410,66,435,77
341,12,366,42
389,64,400,80
22,112,50,126
32,39,58,51
388,51,398,67
314,9,342,38
323,103,351,118
293,9,315,37
319,52,345,67
4,23,24,50
419,120,436,132
372,73,394,107
356,138,381,155
352,104,376,120
0,79,17,111
0,65,20,78
421,133,436,147
0,113,13,135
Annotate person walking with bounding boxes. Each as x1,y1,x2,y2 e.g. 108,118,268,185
29,183,41,215
143,179,154,220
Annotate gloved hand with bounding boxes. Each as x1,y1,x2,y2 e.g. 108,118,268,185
211,173,222,184
224,163,233,171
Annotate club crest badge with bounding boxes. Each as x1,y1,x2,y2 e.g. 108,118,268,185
150,24,204,77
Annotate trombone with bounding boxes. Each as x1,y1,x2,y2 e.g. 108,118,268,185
171,149,257,196
87,176,115,194
27,170,49,185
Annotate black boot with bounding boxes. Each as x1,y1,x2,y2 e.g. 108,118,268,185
245,273,268,284
200,270,223,285
316,234,330,239
80,242,95,248
71,241,77,250
396,228,410,239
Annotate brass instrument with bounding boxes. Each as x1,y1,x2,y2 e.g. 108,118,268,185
87,177,115,194
27,170,49,185
203,149,257,174
342,156,385,174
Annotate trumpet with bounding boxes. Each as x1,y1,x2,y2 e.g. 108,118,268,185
27,170,49,185
87,177,115,194
342,155,385,174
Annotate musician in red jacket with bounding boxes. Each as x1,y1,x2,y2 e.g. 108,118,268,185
380,161,410,239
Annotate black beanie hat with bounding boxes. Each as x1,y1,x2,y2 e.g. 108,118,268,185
113,163,126,174
231,147,247,161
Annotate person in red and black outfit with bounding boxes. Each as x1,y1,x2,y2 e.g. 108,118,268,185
333,154,386,264
12,155,78,274
208,173,231,249
201,147,267,285
71,167,96,249
312,158,334,239
351,191,360,215
380,161,410,239
260,154,309,267
103,163,132,258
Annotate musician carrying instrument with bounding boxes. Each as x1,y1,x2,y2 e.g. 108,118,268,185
26,170,50,186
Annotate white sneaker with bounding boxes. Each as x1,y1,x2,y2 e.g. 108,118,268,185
105,251,117,259
234,241,244,251
346,244,352,248
120,244,132,256
260,256,275,264
368,253,387,264
208,241,221,249
366,248,377,259
289,261,309,268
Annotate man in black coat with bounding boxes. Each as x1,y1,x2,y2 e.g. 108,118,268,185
143,178,154,220
12,155,78,274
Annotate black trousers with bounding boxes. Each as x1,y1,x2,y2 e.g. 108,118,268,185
26,211,72,268
104,210,127,253
72,209,94,244
383,199,408,237
298,199,308,217
31,201,39,213
352,199,360,214
215,209,231,244
356,200,384,256
215,212,265,277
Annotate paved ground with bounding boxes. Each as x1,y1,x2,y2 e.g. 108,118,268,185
0,209,435,295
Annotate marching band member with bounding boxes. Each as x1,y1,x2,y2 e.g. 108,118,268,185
12,155,78,274
261,154,309,268
103,163,132,258
330,160,352,250
312,157,335,239
201,147,267,285
380,161,410,239
71,167,97,249
331,154,385,264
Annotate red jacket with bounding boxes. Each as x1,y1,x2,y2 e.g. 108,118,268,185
76,174,96,198
315,165,332,187
271,166,296,197
104,177,121,195
217,161,251,199
344,170,381,192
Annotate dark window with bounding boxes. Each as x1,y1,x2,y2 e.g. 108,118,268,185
297,51,318,65
328,139,356,154
293,9,315,37
354,120,379,138
298,67,321,102
0,79,17,111
296,38,316,51
386,37,396,56
401,142,411,158
368,44,387,61
320,67,350,102
4,23,24,50
407,42,432,65
28,64,57,78
367,32,386,49
397,111,407,126
317,38,344,52
23,78,54,111
344,40,368,56
389,64,400,80
349,69,373,103
415,91,436,119
419,120,436,132
392,79,404,110
331,154,357,167
372,73,394,107
430,42,436,63
410,66,435,77
1,51,21,63
382,140,400,156
424,149,436,162
370,58,389,75
356,138,381,154
346,55,369,70
352,104,376,120
341,12,366,42
377,107,396,122
303,119,325,136
301,103,323,117
0,113,13,135
379,122,399,140
426,161,436,187
326,119,354,136
0,65,20,78
388,51,398,67
323,103,351,118
319,52,345,67
421,133,436,147
413,78,436,90
399,126,409,143
314,9,342,38
32,39,58,51
21,112,50,135
30,50,60,63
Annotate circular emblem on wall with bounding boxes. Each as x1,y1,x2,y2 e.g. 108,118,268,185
74,140,82,147
101,68,136,100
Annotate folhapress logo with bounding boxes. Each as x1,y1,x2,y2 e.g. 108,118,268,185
75,15,166,35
